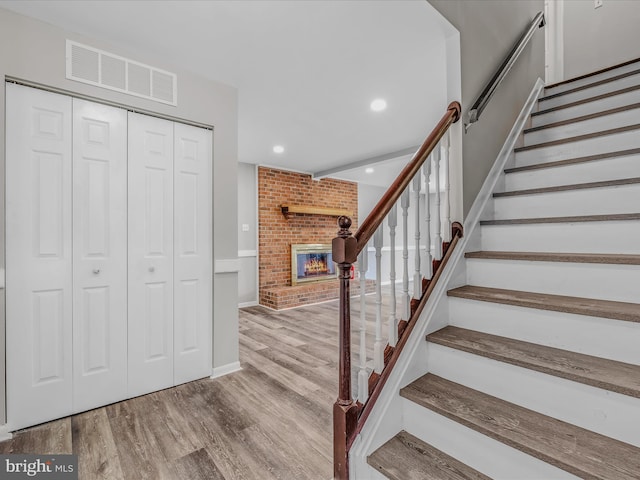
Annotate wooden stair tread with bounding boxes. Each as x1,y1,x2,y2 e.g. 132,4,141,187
533,84,640,117
480,212,640,225
545,57,640,89
494,176,640,198
401,374,640,480
447,285,640,323
524,102,640,133
504,147,640,174
367,430,491,480
427,326,640,398
514,123,640,152
539,68,640,102
464,251,640,265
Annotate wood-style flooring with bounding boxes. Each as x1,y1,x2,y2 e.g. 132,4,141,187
0,301,347,480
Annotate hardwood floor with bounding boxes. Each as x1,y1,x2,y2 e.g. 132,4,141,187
0,301,346,479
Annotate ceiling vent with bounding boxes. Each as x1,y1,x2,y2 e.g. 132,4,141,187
66,40,177,106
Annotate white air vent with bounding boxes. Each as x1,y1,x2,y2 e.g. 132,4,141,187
66,40,177,106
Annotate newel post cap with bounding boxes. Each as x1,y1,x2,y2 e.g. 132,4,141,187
332,216,357,264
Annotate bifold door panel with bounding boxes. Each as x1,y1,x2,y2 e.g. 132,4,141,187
127,113,175,397
6,83,213,430
173,122,212,385
72,99,128,413
6,84,74,430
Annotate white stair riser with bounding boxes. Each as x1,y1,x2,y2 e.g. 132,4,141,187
480,221,640,254
426,344,640,448
532,87,640,127
515,129,640,167
525,108,640,146
466,258,640,303
493,183,640,220
401,398,579,480
449,297,640,365
504,154,640,190
361,464,389,480
539,72,640,109
545,64,640,95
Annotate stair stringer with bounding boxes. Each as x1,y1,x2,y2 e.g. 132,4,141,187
350,77,545,479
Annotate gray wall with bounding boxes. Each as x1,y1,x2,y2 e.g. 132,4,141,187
358,184,387,225
0,7,239,423
429,0,545,217
238,162,258,305
562,0,640,80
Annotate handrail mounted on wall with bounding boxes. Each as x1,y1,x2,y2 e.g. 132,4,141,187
465,11,545,131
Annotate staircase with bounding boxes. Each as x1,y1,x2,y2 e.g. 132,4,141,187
366,60,640,479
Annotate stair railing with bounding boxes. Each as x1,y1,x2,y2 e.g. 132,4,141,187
332,101,462,479
465,10,545,131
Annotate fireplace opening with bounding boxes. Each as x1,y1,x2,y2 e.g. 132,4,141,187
291,244,337,285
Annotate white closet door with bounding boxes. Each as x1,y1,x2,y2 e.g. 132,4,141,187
72,99,128,412
6,83,73,430
128,112,174,397
173,123,212,384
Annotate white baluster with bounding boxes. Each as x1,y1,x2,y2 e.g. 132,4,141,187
433,143,443,261
373,226,384,374
387,204,398,347
401,188,410,320
422,155,433,280
442,131,452,242
413,174,422,299
357,247,369,403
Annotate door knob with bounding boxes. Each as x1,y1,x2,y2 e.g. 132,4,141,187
92,269,100,275
149,266,155,272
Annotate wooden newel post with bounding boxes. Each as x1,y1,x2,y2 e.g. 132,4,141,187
332,216,359,480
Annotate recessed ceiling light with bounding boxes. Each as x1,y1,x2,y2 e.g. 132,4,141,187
273,145,285,154
370,98,387,112
365,167,374,174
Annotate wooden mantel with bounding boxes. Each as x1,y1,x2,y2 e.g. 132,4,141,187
280,204,352,218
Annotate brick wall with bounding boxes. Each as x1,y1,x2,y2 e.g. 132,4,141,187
258,166,358,309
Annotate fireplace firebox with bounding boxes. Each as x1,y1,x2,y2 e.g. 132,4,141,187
291,244,337,285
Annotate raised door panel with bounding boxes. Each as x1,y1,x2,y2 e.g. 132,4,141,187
72,99,128,412
6,83,73,430
128,112,174,397
173,123,212,384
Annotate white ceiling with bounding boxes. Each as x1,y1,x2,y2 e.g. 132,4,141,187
0,0,450,185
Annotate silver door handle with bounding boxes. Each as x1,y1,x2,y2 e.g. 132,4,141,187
149,266,155,272
92,269,100,275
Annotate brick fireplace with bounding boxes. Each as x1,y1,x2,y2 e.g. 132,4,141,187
258,166,358,309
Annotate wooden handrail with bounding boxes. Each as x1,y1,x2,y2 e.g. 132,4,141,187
354,101,461,253
332,102,461,480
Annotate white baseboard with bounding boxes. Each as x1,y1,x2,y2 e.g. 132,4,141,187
0,424,13,441
238,300,258,308
210,361,242,379
256,297,339,311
